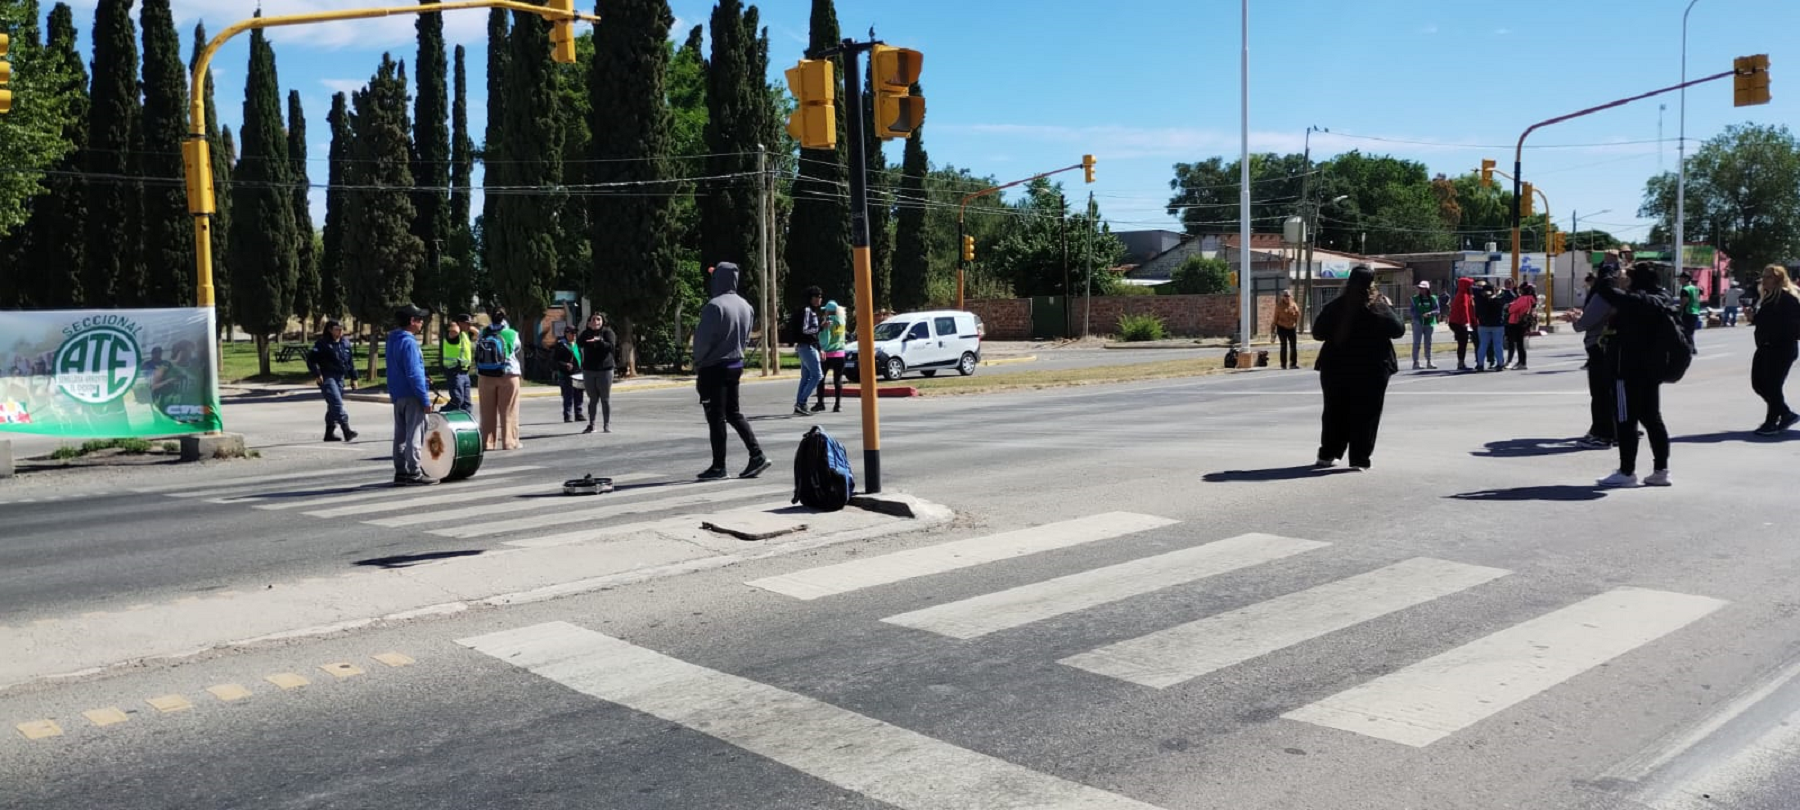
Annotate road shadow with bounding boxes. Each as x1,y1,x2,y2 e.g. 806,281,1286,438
1447,485,1607,502
354,550,484,569
1673,430,1800,444
247,483,390,500
1203,466,1353,483
1470,438,1592,458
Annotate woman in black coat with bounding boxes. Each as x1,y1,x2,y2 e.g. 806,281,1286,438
1311,266,1406,469
1752,264,1800,435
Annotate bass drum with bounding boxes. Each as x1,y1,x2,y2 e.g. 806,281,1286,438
422,409,484,481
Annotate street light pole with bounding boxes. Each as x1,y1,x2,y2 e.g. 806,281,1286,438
1237,0,1252,352
1677,0,1700,280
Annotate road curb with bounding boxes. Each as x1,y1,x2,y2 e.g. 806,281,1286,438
980,354,1037,366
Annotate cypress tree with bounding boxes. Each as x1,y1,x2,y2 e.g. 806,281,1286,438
344,55,424,379
83,0,144,306
411,0,450,315
783,0,851,307
226,28,299,376
700,1,767,306
319,93,351,321
891,82,931,313
191,21,232,328
137,0,191,306
589,0,678,374
485,10,561,326
288,90,319,328
862,62,892,309
16,2,89,309
447,44,476,314
478,7,508,306
0,0,42,307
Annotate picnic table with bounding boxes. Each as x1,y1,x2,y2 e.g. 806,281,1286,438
275,343,310,363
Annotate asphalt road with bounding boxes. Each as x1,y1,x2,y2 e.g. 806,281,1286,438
6,326,1800,809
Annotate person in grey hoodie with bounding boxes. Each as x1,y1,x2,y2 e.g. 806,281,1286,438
1571,262,1619,447
692,262,770,480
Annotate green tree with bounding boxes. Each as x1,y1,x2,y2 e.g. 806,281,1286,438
226,28,299,376
550,30,594,292
890,82,931,313
478,8,508,310
446,44,476,315
191,21,232,327
588,0,678,374
1168,255,1230,294
783,0,851,306
319,92,351,321
288,90,319,328
1311,151,1452,254
345,55,425,379
1166,152,1309,238
925,165,1010,301
700,1,768,307
484,9,562,327
411,0,451,314
988,178,1125,298
1639,123,1800,280
83,0,144,306
6,2,87,308
137,0,191,306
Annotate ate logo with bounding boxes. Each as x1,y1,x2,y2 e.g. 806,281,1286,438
55,320,142,405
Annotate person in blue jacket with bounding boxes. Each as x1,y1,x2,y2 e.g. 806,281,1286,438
386,305,437,486
305,321,359,442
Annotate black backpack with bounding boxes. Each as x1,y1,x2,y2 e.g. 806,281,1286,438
1649,296,1693,384
792,426,855,512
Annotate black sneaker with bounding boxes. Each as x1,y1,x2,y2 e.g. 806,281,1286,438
582,424,595,435
811,402,826,412
739,455,772,479
342,428,358,442
1755,422,1781,436
325,432,342,442
394,473,438,487
1782,412,1800,431
697,466,729,481
792,405,810,417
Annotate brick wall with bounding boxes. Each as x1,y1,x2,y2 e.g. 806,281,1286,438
966,294,1279,341
965,298,1032,340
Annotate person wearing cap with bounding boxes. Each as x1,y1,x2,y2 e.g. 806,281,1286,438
441,313,475,413
1592,263,1677,487
791,286,825,416
1721,281,1744,327
1572,265,1619,448
1310,266,1406,470
386,305,436,486
1409,280,1440,370
552,325,585,423
1679,272,1703,354
305,320,359,442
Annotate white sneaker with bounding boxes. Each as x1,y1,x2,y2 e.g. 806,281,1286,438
1642,469,1672,487
1313,456,1335,468
1597,470,1640,488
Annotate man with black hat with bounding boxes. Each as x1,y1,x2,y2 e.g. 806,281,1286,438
387,305,437,486
441,313,475,413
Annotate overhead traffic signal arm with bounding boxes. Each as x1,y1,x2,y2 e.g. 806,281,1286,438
869,45,924,140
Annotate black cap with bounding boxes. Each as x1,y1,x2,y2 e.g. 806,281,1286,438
806,286,823,298
452,313,473,324
394,304,428,323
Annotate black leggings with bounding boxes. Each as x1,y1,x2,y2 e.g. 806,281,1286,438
1276,327,1298,368
1751,342,1797,423
1450,323,1470,367
698,365,761,467
1585,346,1615,441
1505,323,1528,366
816,355,846,407
1318,371,1391,468
1615,376,1670,476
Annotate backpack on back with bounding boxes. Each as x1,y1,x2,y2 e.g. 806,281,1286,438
474,330,509,376
1650,296,1693,384
792,426,855,512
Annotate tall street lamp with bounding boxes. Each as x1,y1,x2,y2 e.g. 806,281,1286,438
1676,0,1701,278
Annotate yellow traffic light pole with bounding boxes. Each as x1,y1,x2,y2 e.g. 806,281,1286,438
1482,166,1555,313
181,0,598,427
955,155,1095,310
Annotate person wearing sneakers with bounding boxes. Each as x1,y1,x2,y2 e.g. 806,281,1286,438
1310,266,1405,470
1273,290,1302,369
386,305,437,486
1446,277,1476,371
693,262,770,480
1409,281,1439,370
1572,263,1619,448
815,300,849,412
305,320,359,442
1751,264,1800,436
1473,281,1506,371
791,287,825,416
1505,282,1539,370
1593,263,1676,488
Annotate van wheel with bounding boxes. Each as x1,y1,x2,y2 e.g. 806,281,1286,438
920,370,937,378
957,352,977,376
882,356,906,381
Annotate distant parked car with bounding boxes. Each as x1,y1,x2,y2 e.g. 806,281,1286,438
846,310,982,382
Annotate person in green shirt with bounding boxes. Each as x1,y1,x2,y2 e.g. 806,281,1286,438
1679,272,1703,355
441,314,475,413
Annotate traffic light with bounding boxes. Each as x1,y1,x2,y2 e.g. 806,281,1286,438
1551,231,1566,254
1479,159,1495,188
545,0,577,64
1082,154,1096,183
961,235,975,262
1520,183,1535,217
1,33,12,115
1735,54,1771,107
785,59,836,150
869,45,924,140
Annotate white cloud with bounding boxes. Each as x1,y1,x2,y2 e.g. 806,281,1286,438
320,78,366,95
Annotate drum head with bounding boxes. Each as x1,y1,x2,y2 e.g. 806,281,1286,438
421,412,456,480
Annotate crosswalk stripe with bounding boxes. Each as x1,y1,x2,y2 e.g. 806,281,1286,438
300,482,552,519
167,465,545,501
459,621,1162,810
420,484,789,536
502,517,681,548
1283,586,1726,747
138,466,364,495
1059,557,1510,689
746,512,1179,601
883,533,1329,640
250,467,542,510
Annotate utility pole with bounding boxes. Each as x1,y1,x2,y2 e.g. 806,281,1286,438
1237,0,1252,352
766,148,780,378
1085,191,1095,338
1059,192,1070,337
756,147,773,376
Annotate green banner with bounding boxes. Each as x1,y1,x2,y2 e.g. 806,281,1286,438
1,308,223,437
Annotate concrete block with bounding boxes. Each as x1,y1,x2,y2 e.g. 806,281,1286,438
849,491,954,522
180,432,247,462
0,438,12,478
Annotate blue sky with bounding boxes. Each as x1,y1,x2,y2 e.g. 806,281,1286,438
55,0,1800,247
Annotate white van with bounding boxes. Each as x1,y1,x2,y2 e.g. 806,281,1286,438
845,310,983,382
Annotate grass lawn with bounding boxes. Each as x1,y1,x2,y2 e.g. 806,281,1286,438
894,350,1320,395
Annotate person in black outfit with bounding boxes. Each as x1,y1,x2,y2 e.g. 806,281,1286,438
552,326,585,422
304,320,359,442
1571,264,1620,448
1473,281,1507,371
1311,267,1406,470
578,312,617,434
1751,264,1800,435
1594,263,1676,488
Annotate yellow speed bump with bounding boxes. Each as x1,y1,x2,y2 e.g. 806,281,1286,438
371,652,415,668
265,673,309,690
16,720,63,740
145,694,193,714
206,684,253,702
82,708,130,727
320,662,364,679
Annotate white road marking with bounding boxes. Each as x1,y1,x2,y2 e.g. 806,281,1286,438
139,466,368,495
301,482,553,519
883,533,1327,640
1060,557,1509,688
746,512,1179,601
416,483,786,535
459,621,1162,810
1605,657,1800,784
1284,587,1726,747
245,467,540,509
1639,703,1800,810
